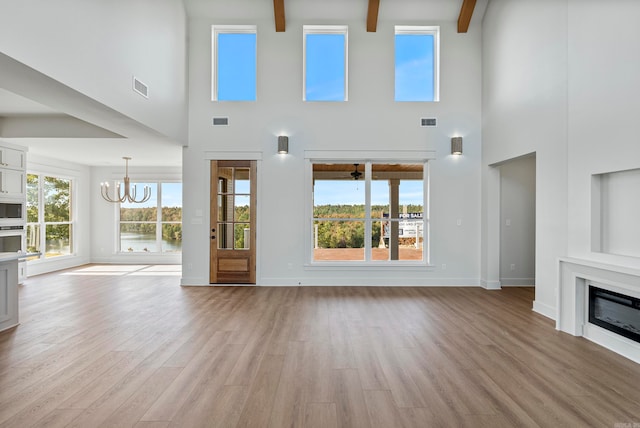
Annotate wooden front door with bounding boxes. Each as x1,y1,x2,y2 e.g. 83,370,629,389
210,160,256,284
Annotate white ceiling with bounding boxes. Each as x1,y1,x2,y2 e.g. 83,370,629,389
184,0,488,23
0,0,487,168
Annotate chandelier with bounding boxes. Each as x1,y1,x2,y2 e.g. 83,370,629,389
101,157,151,203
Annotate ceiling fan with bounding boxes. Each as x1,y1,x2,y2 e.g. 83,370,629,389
350,163,362,180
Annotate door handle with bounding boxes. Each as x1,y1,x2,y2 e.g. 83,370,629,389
212,228,216,232
211,235,216,240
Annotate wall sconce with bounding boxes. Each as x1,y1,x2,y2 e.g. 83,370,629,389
451,137,463,155
278,136,289,154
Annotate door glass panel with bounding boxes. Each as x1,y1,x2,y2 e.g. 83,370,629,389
217,222,235,249
218,195,233,221
234,196,250,221
218,168,233,192
234,168,250,194
235,224,250,249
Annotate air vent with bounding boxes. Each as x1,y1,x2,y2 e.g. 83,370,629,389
133,77,149,98
420,118,437,127
212,117,229,126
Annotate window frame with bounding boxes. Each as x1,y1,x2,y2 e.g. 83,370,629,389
211,24,257,102
303,25,349,102
117,181,182,254
394,25,440,102
26,173,75,261
304,152,433,268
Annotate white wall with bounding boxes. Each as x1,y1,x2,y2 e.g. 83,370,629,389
598,169,640,258
183,17,483,285
26,154,91,276
499,155,536,285
482,0,640,319
566,0,640,270
0,0,188,143
482,0,568,317
91,165,181,265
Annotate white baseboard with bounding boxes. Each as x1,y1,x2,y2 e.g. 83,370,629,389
480,279,501,290
500,278,535,286
533,300,556,320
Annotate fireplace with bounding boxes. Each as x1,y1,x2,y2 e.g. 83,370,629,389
589,286,640,344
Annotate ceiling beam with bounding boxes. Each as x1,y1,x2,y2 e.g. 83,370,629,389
457,0,476,33
367,0,380,32
274,0,285,32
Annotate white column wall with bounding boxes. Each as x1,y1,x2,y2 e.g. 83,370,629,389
566,0,640,270
183,17,483,286
482,0,569,318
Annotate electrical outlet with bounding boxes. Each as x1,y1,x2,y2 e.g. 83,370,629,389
510,264,515,271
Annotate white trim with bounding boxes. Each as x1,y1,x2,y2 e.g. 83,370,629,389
480,279,501,290
303,25,348,102
204,151,263,161
394,25,440,102
500,277,535,286
533,300,556,320
304,150,436,161
211,25,257,102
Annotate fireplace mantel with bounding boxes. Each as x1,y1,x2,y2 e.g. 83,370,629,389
558,257,640,363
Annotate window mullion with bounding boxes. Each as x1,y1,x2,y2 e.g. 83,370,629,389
38,175,45,259
365,162,372,262
157,182,162,252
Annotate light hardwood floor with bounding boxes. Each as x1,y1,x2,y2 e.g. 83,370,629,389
0,264,639,427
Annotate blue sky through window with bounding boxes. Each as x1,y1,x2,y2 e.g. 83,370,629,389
217,33,256,101
305,33,345,101
314,180,423,207
395,34,434,102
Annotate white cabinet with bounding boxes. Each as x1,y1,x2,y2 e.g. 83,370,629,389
0,258,19,332
0,169,25,199
0,146,26,171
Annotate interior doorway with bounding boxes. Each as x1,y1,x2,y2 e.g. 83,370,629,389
210,160,256,284
498,154,536,288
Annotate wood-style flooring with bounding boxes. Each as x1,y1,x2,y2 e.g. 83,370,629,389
0,264,639,427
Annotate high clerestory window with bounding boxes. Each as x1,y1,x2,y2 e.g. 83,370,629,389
211,25,257,101
395,26,440,102
303,25,348,101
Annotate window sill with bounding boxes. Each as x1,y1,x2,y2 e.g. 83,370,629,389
304,262,434,271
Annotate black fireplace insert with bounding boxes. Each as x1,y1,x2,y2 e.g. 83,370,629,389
589,286,640,344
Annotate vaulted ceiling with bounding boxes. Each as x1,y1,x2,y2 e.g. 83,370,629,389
184,0,488,30
0,0,488,167
272,0,478,33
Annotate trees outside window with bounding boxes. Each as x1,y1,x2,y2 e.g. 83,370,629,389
26,174,73,259
312,162,427,263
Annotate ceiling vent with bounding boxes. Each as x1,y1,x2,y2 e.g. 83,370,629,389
133,77,149,98
420,118,437,127
212,117,229,126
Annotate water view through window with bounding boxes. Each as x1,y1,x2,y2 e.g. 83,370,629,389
120,182,182,253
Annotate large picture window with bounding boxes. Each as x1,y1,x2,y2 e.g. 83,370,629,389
312,162,428,263
26,174,73,259
119,182,182,253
